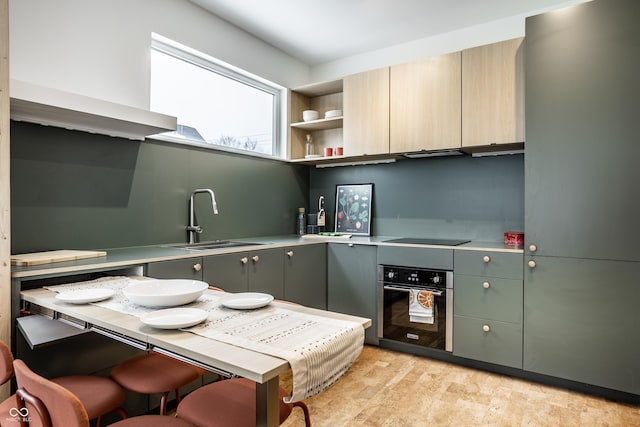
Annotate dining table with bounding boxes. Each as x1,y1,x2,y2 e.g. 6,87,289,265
19,277,371,427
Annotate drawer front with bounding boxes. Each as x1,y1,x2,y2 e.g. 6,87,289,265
454,275,522,323
454,250,523,279
146,257,203,280
378,246,453,270
453,315,523,368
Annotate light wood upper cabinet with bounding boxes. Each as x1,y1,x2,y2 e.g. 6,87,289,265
343,68,390,156
462,37,524,148
390,52,462,153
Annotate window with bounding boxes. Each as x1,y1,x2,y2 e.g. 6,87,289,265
150,34,283,157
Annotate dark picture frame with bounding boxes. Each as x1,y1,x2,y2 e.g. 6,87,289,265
334,183,373,235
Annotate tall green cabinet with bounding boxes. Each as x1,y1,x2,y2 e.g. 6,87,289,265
524,0,640,394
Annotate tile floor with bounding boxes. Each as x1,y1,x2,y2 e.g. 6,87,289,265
279,345,640,427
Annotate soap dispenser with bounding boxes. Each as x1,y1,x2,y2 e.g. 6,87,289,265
317,195,326,233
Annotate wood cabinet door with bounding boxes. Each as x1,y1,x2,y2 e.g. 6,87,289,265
390,52,461,153
462,38,524,147
343,68,389,156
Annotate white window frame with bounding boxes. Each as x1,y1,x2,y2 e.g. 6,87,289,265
149,34,285,159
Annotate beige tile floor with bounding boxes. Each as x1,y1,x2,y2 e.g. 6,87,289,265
280,345,640,427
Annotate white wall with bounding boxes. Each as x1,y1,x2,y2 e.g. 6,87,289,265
9,0,310,109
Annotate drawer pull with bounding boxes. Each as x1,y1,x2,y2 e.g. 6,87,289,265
482,281,490,289
482,324,491,333
483,255,491,263
528,260,536,268
529,244,538,252
240,257,248,264
286,250,294,258
192,263,202,272
252,255,260,263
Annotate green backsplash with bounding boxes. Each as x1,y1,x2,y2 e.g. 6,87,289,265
10,121,310,253
11,121,524,253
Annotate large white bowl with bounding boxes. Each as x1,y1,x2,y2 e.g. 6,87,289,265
123,279,208,308
302,110,319,122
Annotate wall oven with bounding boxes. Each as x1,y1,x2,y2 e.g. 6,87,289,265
377,265,453,351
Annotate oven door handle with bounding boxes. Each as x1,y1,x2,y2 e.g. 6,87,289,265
383,285,443,296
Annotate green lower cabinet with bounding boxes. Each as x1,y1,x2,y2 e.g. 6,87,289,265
453,315,523,369
146,257,204,280
203,248,285,299
524,256,640,394
283,244,327,309
327,243,377,344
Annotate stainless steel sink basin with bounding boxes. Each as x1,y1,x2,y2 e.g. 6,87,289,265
170,240,264,251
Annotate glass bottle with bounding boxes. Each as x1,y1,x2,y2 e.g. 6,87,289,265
296,207,306,236
305,134,315,156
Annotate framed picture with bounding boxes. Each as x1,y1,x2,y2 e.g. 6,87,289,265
334,184,373,235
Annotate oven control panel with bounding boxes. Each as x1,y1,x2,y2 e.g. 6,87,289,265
381,265,448,288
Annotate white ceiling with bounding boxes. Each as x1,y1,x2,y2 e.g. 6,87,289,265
189,0,583,65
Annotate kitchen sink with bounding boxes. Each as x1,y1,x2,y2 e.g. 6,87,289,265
170,240,265,251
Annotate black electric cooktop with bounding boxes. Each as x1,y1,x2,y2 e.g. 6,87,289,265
383,237,470,246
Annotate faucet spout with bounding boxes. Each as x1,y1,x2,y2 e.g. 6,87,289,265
187,188,219,243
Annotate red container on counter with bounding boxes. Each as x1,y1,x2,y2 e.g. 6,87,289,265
504,231,524,247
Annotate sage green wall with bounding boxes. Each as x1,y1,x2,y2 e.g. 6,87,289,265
10,122,309,253
310,154,524,241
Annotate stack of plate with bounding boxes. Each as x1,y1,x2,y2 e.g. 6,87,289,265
325,109,342,119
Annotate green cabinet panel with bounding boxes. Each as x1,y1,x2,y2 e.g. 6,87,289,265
203,248,285,299
284,244,327,310
146,257,203,281
524,0,640,262
327,243,377,343
377,246,453,270
523,256,640,394
454,276,522,324
454,250,522,280
453,315,523,369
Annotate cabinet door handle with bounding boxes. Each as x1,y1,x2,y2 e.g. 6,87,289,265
482,281,490,289
348,243,354,247
193,263,202,272
252,255,260,263
482,324,491,333
529,244,538,252
286,250,294,258
483,255,491,263
528,260,536,268
240,257,248,264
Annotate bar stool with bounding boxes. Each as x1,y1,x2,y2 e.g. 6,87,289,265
1,339,127,427
175,377,311,427
13,359,196,427
111,352,206,415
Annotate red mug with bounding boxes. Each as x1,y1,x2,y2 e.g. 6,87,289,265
335,147,343,156
324,147,333,157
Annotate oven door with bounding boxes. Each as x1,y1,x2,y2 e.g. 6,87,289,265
380,283,449,350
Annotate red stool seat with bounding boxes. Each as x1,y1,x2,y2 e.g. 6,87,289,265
52,375,126,421
111,414,196,427
111,352,205,415
176,378,310,427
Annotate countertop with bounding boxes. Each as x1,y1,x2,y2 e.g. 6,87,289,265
11,235,523,279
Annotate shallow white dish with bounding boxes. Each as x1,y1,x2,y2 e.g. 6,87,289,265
123,279,208,308
56,288,115,304
219,292,274,310
140,308,208,329
325,109,342,118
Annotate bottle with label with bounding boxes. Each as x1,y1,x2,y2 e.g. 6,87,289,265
305,134,315,157
296,207,306,236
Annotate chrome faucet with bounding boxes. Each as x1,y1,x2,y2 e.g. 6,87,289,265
187,188,219,243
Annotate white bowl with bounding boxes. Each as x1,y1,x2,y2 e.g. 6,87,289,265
325,109,342,118
123,279,208,307
302,110,319,122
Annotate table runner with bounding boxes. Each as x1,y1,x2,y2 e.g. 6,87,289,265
45,276,365,402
